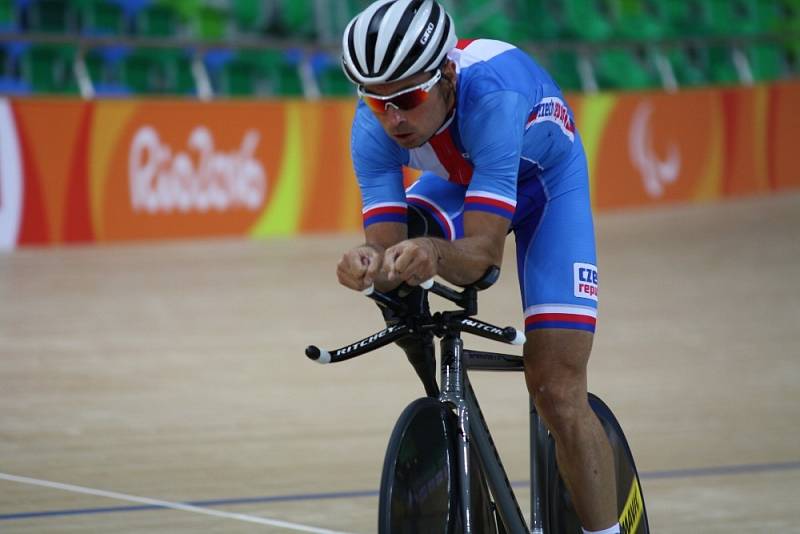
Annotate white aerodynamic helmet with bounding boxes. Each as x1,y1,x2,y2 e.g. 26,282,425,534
341,0,458,86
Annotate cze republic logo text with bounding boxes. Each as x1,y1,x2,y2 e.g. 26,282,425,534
574,263,598,301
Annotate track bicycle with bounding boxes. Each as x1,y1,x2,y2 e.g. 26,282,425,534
305,267,649,533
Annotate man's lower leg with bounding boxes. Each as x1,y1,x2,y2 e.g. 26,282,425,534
554,403,619,531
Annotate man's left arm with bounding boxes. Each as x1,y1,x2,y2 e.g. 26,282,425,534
382,211,508,286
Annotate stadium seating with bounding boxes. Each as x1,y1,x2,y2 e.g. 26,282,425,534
134,1,179,37
84,45,131,95
0,0,16,31
540,49,583,92
205,48,304,97
561,0,614,42
22,42,79,93
75,0,125,36
666,44,709,87
230,0,269,35
311,50,354,96
747,42,785,82
123,47,195,94
25,0,77,33
594,46,661,90
0,41,30,94
0,0,795,97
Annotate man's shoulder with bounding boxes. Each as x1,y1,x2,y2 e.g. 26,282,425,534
450,39,519,66
453,39,555,104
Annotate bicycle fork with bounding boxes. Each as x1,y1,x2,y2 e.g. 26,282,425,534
439,334,475,534
440,333,539,534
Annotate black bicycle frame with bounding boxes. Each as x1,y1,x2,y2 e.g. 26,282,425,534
305,269,549,533
441,328,555,534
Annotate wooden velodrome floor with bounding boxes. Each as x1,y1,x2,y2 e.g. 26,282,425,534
1,192,799,533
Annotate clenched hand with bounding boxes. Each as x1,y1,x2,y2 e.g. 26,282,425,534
337,244,383,291
382,238,440,286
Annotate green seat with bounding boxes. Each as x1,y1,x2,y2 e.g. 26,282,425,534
546,49,583,92
703,0,766,37
594,46,660,91
311,0,362,44
274,0,316,39
0,0,15,30
83,46,132,95
21,43,79,94
317,69,353,97
214,52,259,96
136,1,179,37
670,42,780,87
777,0,800,34
194,3,230,40
169,0,197,24
706,45,740,85
653,0,706,38
476,13,513,41
747,43,785,82
560,0,613,42
222,49,303,97
27,0,77,33
609,0,666,40
230,0,272,34
751,0,782,34
74,0,124,35
315,55,354,97
451,0,513,40
211,50,277,97
267,51,304,96
785,39,800,75
667,44,709,87
169,0,230,40
674,0,781,38
122,47,195,95
508,0,561,42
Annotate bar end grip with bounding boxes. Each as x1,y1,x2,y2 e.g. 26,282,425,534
305,345,332,364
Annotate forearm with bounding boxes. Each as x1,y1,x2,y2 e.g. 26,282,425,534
428,234,503,286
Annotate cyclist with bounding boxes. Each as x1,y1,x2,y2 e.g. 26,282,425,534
336,1,618,533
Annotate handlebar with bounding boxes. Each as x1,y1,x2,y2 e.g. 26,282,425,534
362,277,434,296
305,266,525,365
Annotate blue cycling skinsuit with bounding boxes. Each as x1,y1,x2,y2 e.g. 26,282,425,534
350,38,598,334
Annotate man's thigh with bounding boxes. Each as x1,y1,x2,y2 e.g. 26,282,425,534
513,173,598,335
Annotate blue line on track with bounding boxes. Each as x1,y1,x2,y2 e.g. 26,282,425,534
2,460,799,521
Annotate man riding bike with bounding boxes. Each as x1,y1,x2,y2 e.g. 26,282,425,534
336,2,619,532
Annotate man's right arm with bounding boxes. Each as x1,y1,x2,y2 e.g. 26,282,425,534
341,105,409,292
337,222,407,292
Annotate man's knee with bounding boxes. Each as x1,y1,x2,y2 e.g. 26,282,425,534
528,375,588,436
523,329,594,436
